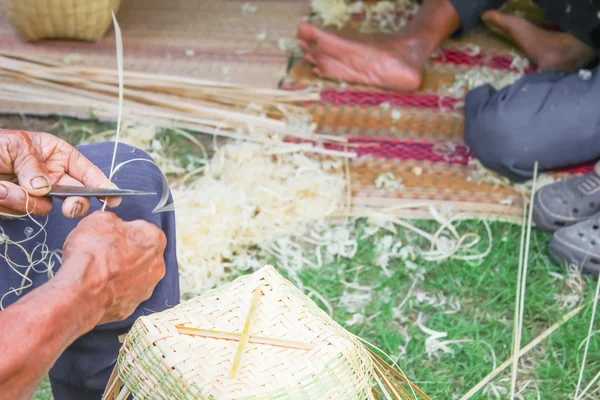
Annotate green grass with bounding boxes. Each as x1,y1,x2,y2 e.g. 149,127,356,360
31,119,599,399
282,220,599,399
33,378,52,400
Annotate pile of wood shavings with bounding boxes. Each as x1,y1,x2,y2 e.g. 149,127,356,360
310,0,417,32
445,53,529,96
170,143,346,297
112,125,493,299
447,68,523,97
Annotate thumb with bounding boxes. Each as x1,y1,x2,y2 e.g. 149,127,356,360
13,146,52,196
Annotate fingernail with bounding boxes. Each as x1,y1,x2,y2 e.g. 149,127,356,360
31,176,50,190
72,202,82,218
0,185,7,200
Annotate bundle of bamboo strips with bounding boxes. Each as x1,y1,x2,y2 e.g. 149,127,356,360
0,53,350,156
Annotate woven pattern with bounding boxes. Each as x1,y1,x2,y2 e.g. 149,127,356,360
0,0,305,89
280,1,595,222
116,266,375,399
3,0,121,41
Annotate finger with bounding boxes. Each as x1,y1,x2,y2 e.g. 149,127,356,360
297,22,319,43
304,53,317,64
84,210,120,225
99,182,122,209
55,175,91,218
10,133,51,196
62,197,89,219
0,205,19,219
128,220,166,250
63,147,112,189
299,41,310,54
0,181,53,216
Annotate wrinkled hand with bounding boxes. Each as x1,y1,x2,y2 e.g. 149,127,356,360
0,129,120,218
56,211,167,327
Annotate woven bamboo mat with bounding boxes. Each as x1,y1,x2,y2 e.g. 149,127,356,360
0,0,306,116
0,0,593,222
283,8,595,222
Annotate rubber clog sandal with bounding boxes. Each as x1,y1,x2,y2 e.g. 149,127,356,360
550,216,600,278
533,166,600,233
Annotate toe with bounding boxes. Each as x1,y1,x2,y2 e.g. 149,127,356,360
297,22,320,42
304,53,317,64
299,41,310,54
481,10,511,36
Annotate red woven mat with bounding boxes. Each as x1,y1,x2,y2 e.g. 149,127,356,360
283,4,593,222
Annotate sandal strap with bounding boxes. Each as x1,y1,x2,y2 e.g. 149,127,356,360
577,172,600,195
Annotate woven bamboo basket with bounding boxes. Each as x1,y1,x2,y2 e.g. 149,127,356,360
103,265,386,400
3,0,122,41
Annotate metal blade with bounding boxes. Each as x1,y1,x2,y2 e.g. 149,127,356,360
47,185,157,198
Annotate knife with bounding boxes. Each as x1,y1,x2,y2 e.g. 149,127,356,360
47,185,157,198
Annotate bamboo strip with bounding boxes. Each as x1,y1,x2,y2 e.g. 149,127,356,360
459,304,585,400
230,288,262,379
175,326,314,351
0,84,356,158
102,364,123,400
367,350,430,400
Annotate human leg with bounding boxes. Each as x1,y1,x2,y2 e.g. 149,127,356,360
464,66,600,182
481,10,596,72
297,0,502,91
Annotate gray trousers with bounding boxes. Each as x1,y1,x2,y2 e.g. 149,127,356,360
449,0,600,181
465,67,600,182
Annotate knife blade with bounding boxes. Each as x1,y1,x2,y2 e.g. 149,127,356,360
47,185,157,198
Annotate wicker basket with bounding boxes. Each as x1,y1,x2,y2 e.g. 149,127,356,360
103,266,378,400
3,0,122,41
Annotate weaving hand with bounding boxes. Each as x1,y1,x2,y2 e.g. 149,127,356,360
0,129,121,218
58,211,167,327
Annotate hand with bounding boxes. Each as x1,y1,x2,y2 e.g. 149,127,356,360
55,211,167,327
0,129,121,219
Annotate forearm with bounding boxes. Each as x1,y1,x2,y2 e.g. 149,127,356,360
0,270,97,399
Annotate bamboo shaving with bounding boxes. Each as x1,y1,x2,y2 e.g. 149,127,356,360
310,0,354,28
460,305,585,399
102,12,124,212
0,190,56,309
448,69,522,96
574,277,600,399
310,0,418,32
510,162,538,398
172,142,346,296
0,53,342,155
467,159,557,196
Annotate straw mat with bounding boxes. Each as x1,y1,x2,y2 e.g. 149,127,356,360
0,0,593,222
0,0,305,116
282,4,595,222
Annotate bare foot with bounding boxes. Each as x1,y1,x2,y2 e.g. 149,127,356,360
296,22,428,92
482,10,596,72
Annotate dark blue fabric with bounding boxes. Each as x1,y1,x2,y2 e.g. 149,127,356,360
0,142,179,399
537,0,600,50
449,0,505,35
465,66,600,181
